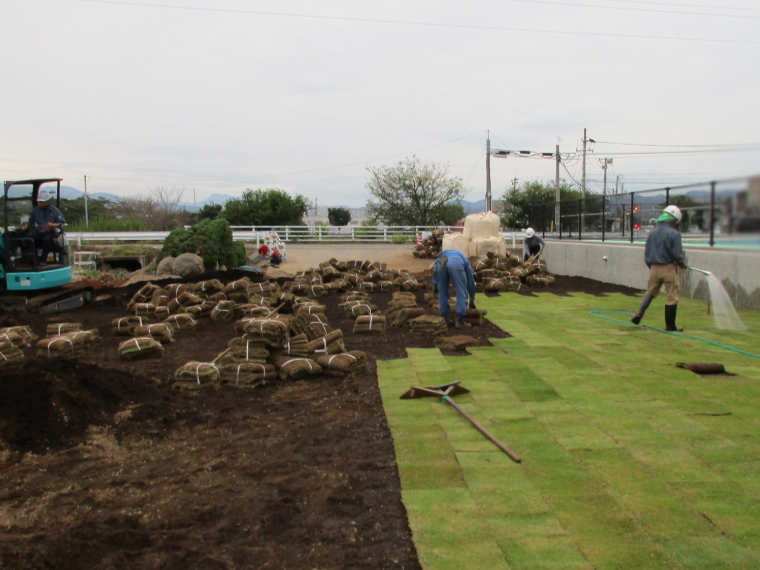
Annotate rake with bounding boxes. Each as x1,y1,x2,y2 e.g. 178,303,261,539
400,381,522,463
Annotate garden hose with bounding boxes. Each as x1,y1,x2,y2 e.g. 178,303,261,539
588,310,760,360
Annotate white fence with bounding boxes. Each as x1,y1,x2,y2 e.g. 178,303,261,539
67,226,524,247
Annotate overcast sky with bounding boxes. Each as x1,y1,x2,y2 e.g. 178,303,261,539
1,0,759,206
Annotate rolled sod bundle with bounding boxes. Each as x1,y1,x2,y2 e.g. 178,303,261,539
247,281,276,297
235,304,276,319
243,317,291,348
247,295,276,307
118,336,165,361
307,330,345,356
227,290,249,304
173,362,221,390
128,282,159,310
164,313,197,332
185,302,216,319
290,315,320,341
392,307,426,327
327,279,351,293
303,313,334,337
364,268,382,282
462,308,487,326
359,281,379,293
37,337,85,360
63,329,102,348
274,292,296,312
0,330,26,349
111,316,145,336
134,323,175,344
289,282,309,295
46,322,83,337
478,269,498,282
165,283,188,298
295,303,327,316
1,325,38,345
436,334,479,351
177,291,204,308
491,256,510,271
345,272,364,286
315,351,369,377
0,344,24,367
484,278,506,292
228,337,270,363
220,362,275,388
400,277,423,291
341,290,370,300
155,306,171,319
133,303,156,317
150,288,172,308
409,315,447,336
194,278,224,295
208,292,229,303
353,314,386,334
473,257,492,272
270,353,322,381
211,300,237,321
375,280,398,293
224,277,251,295
276,333,310,358
345,303,377,319
235,318,257,335
305,284,328,298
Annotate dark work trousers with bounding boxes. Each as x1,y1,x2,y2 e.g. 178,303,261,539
436,255,470,316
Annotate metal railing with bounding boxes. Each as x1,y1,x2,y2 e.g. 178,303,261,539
517,176,760,248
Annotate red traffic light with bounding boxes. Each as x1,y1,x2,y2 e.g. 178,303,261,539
633,206,639,212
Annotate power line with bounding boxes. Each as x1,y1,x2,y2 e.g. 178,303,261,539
56,0,760,44
593,140,760,148
593,0,760,12
501,0,760,19
589,147,760,157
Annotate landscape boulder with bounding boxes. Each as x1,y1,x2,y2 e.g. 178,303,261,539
156,256,176,276
174,253,205,277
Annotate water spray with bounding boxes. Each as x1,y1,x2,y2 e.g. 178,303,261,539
688,267,747,331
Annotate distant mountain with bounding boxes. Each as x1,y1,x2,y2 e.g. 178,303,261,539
59,186,121,202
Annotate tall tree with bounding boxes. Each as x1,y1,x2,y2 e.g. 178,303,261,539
366,156,466,226
500,179,581,229
221,188,312,226
327,207,351,226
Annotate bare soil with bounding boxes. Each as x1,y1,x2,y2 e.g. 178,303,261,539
0,272,636,570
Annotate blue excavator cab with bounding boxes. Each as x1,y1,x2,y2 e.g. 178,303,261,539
0,179,86,311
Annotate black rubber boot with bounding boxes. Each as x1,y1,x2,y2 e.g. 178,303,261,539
631,294,654,325
443,313,453,327
456,313,471,329
665,304,683,332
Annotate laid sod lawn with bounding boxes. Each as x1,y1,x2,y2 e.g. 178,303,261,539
378,293,760,570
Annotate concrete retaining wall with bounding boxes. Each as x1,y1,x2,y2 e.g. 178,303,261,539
544,241,760,310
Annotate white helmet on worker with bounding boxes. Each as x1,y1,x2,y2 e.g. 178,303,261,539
663,205,682,222
525,227,535,238
37,189,54,202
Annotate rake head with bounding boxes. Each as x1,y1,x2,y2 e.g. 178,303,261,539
400,380,471,399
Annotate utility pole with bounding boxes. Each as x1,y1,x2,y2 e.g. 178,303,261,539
615,175,620,195
581,128,587,199
555,144,560,231
485,131,492,212
511,177,519,192
83,175,89,229
601,158,613,196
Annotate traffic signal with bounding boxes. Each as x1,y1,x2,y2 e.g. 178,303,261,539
633,206,639,212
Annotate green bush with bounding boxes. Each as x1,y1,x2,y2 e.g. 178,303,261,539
391,233,410,244
159,218,246,270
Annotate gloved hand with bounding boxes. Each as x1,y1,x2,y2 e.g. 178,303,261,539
469,300,476,310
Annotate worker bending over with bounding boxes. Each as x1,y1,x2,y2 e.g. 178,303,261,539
631,205,687,332
523,228,545,261
432,250,476,329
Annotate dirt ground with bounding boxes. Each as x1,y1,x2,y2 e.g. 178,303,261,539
0,270,638,570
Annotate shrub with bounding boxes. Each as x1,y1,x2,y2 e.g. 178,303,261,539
391,233,410,244
159,218,246,270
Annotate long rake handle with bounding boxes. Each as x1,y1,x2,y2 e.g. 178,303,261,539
444,398,522,463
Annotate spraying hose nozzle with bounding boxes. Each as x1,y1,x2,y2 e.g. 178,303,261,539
688,266,712,276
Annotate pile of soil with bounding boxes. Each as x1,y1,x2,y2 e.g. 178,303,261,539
0,272,635,569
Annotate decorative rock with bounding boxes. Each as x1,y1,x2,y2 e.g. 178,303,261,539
173,253,205,277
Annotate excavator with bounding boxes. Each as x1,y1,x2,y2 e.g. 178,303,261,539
0,178,93,312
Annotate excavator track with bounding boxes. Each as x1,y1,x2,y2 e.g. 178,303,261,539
0,284,94,313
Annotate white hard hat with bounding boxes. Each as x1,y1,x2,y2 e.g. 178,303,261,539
525,227,535,238
663,205,682,222
38,189,54,202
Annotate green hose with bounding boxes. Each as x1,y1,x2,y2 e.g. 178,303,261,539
588,310,760,360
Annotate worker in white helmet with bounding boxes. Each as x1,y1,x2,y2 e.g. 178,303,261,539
631,205,688,331
29,189,66,265
523,228,545,261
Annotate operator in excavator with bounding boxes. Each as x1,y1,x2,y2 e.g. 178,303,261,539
431,249,476,329
28,189,66,265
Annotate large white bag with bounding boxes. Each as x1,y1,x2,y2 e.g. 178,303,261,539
442,233,470,256
469,236,501,258
463,212,501,241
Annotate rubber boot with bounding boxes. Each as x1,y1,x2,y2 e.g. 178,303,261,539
455,313,471,329
664,304,683,332
443,313,453,327
631,294,653,325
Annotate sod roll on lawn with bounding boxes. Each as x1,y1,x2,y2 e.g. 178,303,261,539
379,292,760,570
